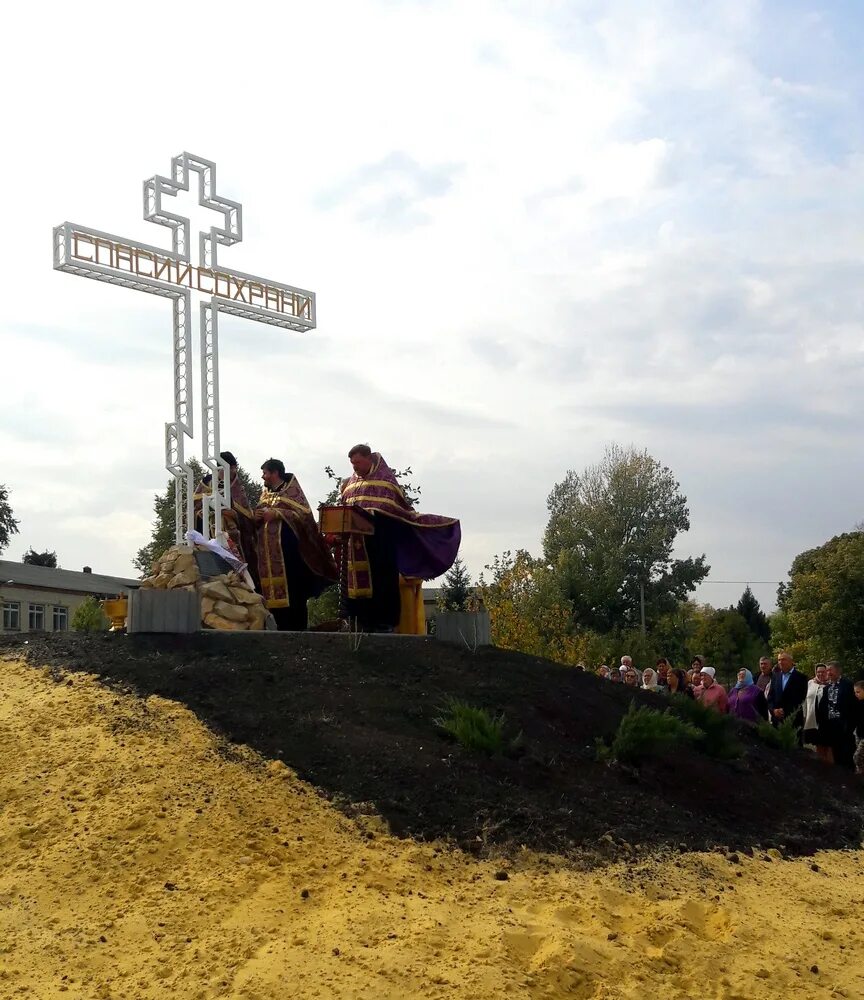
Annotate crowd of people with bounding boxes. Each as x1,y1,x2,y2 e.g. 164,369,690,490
595,653,864,774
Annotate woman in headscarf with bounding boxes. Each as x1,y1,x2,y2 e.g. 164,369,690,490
803,663,832,761
727,668,768,724
641,667,660,692
665,668,693,698
695,666,727,712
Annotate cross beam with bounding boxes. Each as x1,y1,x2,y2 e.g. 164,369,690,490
53,152,316,549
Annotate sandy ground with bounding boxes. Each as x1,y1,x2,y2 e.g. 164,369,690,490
1,659,862,1000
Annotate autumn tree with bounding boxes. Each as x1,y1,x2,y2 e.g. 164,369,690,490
543,445,709,632
477,550,591,665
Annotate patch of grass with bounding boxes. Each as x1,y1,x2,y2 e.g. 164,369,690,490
604,703,702,766
668,693,743,760
434,698,507,754
756,718,800,752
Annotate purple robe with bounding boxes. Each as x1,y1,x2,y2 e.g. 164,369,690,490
341,453,460,580
728,684,768,725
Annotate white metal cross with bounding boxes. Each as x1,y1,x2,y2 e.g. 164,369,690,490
53,152,316,547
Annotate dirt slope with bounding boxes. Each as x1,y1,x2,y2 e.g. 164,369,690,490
2,632,861,859
1,657,863,1000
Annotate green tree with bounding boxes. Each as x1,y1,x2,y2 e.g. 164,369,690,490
650,599,702,669
71,596,110,632
0,484,20,555
735,585,770,644
133,459,262,576
772,531,864,671
437,556,473,612
22,548,58,568
543,445,709,632
691,607,756,683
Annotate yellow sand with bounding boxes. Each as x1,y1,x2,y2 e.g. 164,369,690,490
1,660,861,1000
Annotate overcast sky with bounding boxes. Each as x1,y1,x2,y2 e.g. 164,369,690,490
1,0,862,612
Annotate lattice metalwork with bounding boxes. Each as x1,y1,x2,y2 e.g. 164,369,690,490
54,151,317,547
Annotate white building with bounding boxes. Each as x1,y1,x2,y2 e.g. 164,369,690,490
0,560,138,633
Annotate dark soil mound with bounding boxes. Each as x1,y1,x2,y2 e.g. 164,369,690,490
2,632,861,862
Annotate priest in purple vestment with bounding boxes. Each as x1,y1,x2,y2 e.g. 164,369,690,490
335,444,461,632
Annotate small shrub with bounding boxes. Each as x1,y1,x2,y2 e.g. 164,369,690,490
609,703,702,765
756,718,799,753
434,698,506,754
71,596,110,632
594,736,612,763
668,693,743,760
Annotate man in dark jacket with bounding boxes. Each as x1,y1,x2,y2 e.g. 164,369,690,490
815,661,857,768
766,651,808,741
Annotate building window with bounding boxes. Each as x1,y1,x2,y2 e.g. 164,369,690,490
2,601,20,631
28,604,45,631
53,606,68,631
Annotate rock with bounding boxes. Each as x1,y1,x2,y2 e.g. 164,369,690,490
230,587,263,606
493,871,509,881
247,605,269,631
300,888,310,899
213,601,248,623
810,965,819,974
201,597,216,615
173,552,196,572
204,612,245,631
152,573,173,589
810,863,820,872
168,568,198,589
200,581,234,603
725,853,740,864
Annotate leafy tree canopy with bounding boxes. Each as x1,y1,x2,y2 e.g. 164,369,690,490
543,444,709,632
22,548,58,568
771,530,864,671
71,596,110,632
0,484,20,555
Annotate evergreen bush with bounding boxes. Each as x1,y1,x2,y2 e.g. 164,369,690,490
668,693,743,760
434,698,507,754
606,702,702,765
71,596,110,632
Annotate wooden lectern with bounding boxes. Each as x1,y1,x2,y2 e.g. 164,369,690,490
318,504,373,629
318,504,374,536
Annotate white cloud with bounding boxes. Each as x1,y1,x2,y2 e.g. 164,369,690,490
1,0,862,615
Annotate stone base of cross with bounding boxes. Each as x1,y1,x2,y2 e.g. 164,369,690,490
54,152,316,551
